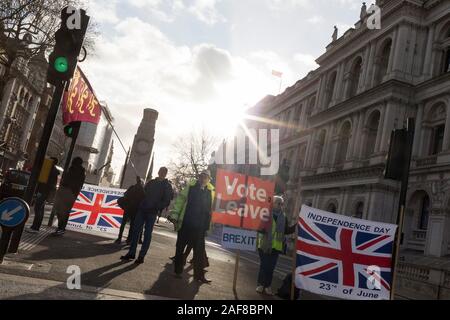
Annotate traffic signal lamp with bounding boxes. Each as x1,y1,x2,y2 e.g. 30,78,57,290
64,122,81,138
47,7,90,86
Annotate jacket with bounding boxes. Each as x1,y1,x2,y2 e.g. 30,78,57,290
60,165,86,196
169,180,215,232
139,178,173,215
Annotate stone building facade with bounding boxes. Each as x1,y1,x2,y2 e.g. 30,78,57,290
0,51,47,171
243,0,450,299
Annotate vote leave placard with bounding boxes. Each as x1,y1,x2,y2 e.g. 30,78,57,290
212,169,274,231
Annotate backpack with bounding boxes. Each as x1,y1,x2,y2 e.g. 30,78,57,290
277,273,300,300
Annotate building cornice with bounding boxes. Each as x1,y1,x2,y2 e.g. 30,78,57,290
308,79,415,128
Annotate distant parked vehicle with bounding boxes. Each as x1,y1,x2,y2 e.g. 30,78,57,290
0,169,31,200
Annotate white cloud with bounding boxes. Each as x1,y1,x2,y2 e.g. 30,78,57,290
187,0,226,25
307,15,324,24
83,17,276,174
89,0,120,24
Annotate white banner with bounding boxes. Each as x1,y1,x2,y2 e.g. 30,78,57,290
295,205,397,300
221,226,257,251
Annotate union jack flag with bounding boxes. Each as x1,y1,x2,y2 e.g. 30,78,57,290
69,190,124,231
296,206,396,300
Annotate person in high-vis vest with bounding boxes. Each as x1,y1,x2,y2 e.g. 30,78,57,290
169,170,215,283
256,196,296,295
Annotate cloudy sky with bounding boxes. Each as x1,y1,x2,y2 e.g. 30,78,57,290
81,0,364,181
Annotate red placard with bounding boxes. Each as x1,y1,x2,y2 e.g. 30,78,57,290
212,169,274,231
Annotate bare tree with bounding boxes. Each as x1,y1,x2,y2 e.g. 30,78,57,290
0,0,97,95
169,130,217,192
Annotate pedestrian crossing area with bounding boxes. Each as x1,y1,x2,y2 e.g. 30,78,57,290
19,225,54,252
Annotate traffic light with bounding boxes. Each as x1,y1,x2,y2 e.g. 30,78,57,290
47,7,90,86
64,121,81,138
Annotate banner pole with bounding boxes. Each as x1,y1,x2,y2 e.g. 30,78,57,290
390,205,406,300
232,165,250,296
290,222,298,300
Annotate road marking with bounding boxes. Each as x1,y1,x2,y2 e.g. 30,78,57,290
19,226,53,252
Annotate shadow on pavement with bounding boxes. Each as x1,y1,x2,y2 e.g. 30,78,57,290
23,231,122,262
145,262,201,300
80,260,140,289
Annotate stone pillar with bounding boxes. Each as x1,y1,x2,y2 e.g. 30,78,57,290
305,131,317,168
374,108,385,153
379,101,396,152
392,23,409,79
425,209,449,257
353,111,365,159
316,76,326,112
332,63,344,104
422,25,435,80
363,41,376,90
412,103,424,157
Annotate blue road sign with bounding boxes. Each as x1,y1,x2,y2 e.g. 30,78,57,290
0,197,29,229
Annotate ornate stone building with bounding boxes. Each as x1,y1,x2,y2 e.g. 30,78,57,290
0,50,47,171
244,0,450,299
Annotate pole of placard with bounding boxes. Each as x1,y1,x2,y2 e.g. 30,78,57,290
390,118,415,300
232,165,250,295
290,222,298,300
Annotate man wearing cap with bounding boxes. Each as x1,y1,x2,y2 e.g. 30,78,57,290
169,169,215,283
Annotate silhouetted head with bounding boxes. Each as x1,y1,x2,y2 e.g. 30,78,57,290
72,157,83,167
136,176,141,184
158,167,168,179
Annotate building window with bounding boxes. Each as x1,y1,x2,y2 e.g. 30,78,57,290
354,202,364,219
375,39,392,85
418,195,430,230
444,48,450,74
327,203,337,213
430,124,445,155
335,122,352,165
364,111,381,157
347,57,363,98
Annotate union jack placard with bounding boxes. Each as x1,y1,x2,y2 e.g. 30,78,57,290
67,184,125,235
295,205,397,300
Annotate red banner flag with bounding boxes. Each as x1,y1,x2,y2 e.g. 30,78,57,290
62,67,101,125
212,169,275,231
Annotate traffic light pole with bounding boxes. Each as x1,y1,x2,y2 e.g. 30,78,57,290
390,118,415,300
48,121,80,226
8,80,67,253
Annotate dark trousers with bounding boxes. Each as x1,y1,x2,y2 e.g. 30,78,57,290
57,212,70,231
174,226,206,278
117,211,135,242
31,193,47,231
257,249,279,288
127,210,157,258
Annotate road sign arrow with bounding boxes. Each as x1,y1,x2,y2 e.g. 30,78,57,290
1,206,23,222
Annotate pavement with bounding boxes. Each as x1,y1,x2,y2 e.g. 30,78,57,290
0,206,321,300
